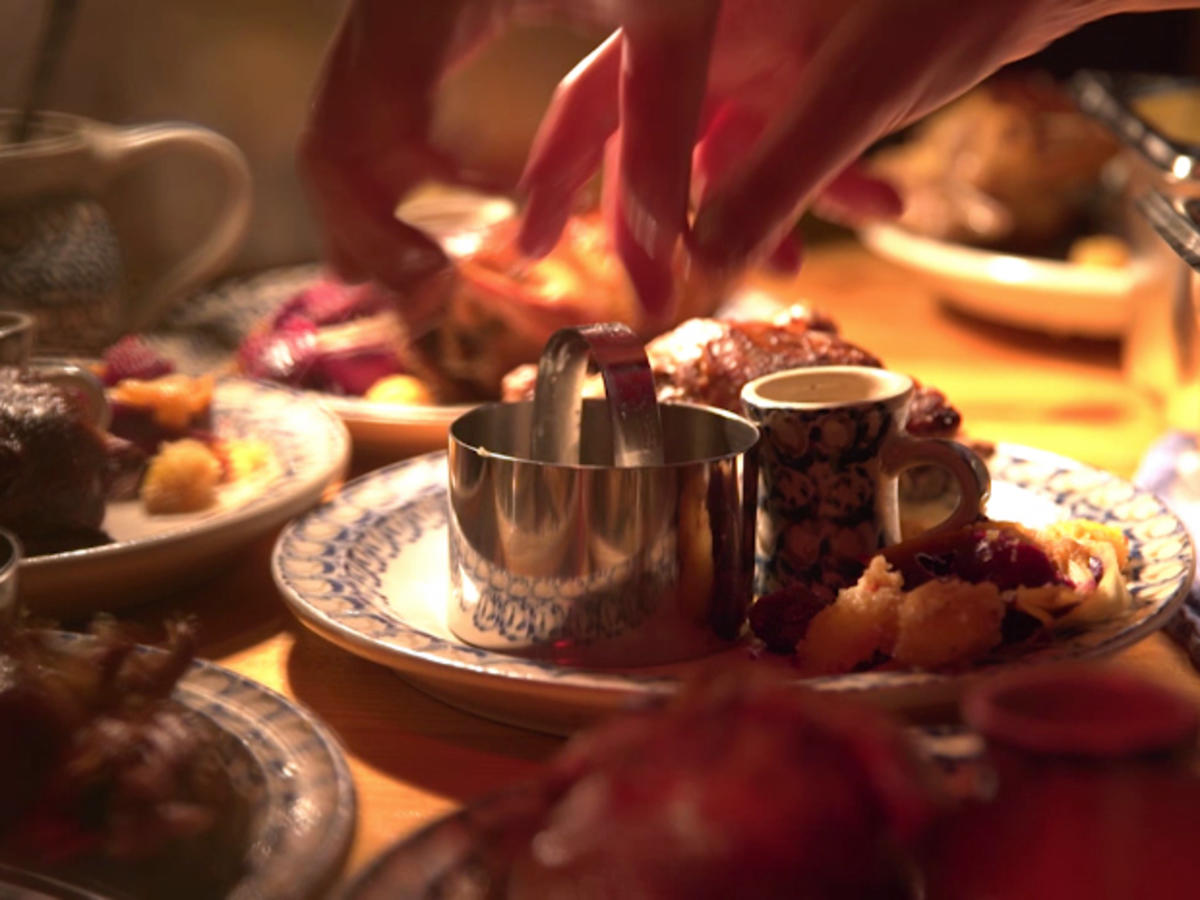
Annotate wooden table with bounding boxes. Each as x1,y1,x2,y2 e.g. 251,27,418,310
129,242,1200,892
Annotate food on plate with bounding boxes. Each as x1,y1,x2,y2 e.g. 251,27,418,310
218,436,276,483
503,304,963,439
751,518,1131,674
98,337,215,455
355,677,940,900
108,374,215,454
1066,233,1132,269
1,336,281,554
95,338,279,518
0,368,121,554
0,619,248,898
363,373,435,405
237,212,729,403
141,439,223,514
236,278,442,398
425,213,726,396
870,76,1119,255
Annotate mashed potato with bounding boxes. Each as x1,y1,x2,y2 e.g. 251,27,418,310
141,439,222,514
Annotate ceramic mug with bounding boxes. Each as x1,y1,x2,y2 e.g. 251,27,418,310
0,310,109,429
741,365,990,600
0,110,251,352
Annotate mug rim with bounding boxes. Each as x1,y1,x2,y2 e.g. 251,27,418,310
741,365,913,411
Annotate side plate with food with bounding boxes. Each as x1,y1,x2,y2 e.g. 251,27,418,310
19,378,350,617
0,626,355,900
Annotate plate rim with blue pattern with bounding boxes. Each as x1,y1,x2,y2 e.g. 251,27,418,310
272,444,1194,731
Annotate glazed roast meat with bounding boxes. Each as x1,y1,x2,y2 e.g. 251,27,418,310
0,369,109,553
501,306,962,439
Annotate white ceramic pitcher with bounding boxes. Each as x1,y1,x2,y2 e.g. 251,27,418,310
0,110,251,351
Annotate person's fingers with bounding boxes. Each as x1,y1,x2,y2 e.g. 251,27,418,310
692,102,767,204
689,5,959,268
691,0,1047,268
517,31,622,258
612,1,721,319
303,141,449,291
300,0,507,307
764,232,803,274
599,129,621,239
811,163,904,226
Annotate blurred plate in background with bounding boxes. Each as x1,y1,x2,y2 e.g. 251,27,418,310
859,222,1162,338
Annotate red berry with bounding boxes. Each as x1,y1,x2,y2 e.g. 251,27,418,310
100,335,174,385
750,584,830,653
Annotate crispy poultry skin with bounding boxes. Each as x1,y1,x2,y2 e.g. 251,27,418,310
502,307,962,438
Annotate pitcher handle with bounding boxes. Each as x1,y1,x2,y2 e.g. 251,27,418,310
90,122,252,331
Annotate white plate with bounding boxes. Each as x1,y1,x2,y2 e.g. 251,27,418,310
21,378,350,617
273,446,1194,735
3,631,355,900
858,223,1164,338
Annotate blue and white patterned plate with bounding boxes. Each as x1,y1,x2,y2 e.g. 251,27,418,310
274,445,1194,734
21,378,350,618
3,632,355,900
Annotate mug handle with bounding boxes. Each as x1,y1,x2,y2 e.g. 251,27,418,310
27,359,111,432
881,434,991,534
90,122,252,332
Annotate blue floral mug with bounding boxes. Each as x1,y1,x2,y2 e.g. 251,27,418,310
741,365,990,601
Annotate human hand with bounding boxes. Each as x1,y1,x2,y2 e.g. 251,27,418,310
299,0,1133,320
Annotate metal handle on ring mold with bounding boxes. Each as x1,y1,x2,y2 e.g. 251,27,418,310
530,323,665,468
